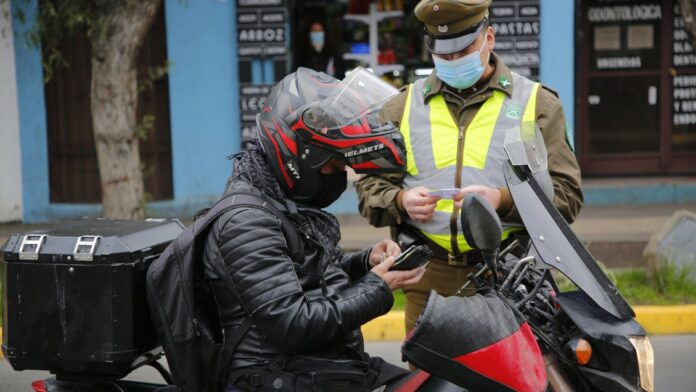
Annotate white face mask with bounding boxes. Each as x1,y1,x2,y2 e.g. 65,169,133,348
310,31,325,53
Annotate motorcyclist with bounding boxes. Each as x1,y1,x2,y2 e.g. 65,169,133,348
202,67,424,391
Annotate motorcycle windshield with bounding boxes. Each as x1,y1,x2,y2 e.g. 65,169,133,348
503,124,635,320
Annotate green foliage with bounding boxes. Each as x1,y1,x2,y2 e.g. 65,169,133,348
392,289,406,311
616,264,696,305
139,60,172,93
11,0,97,82
134,114,156,140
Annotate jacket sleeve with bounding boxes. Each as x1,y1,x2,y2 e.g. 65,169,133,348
216,207,393,354
501,86,584,224
336,247,372,282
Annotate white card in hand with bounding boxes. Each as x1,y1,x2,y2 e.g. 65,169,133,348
428,188,461,199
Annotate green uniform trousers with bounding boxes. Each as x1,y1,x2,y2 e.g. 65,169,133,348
403,257,478,335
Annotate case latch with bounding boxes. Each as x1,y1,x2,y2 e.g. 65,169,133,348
18,235,46,260
73,236,101,262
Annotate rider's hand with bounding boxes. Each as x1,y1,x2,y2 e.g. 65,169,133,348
368,239,401,267
401,187,441,223
371,256,426,291
454,185,501,210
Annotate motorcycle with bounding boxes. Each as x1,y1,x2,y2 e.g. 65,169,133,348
3,124,653,392
386,123,654,392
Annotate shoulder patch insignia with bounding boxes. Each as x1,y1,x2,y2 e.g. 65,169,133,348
499,76,511,88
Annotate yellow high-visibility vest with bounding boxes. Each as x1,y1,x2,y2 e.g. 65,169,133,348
400,73,540,253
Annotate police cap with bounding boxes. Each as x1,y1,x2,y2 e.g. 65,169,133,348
415,0,492,55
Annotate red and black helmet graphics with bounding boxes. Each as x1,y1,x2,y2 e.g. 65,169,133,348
255,67,406,198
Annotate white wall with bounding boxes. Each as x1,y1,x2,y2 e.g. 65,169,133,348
0,1,24,222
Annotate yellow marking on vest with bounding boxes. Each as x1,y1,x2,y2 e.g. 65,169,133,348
421,227,521,253
401,85,419,176
429,95,460,169
462,91,505,169
523,83,541,124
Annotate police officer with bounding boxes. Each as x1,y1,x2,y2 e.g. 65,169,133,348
355,0,583,338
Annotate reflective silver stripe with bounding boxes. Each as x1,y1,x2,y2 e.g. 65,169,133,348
402,73,538,242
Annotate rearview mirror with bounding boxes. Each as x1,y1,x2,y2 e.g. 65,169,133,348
460,194,503,254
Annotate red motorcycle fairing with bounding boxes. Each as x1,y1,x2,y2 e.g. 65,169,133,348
402,292,547,392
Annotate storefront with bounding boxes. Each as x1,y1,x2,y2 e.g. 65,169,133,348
577,0,696,175
236,0,544,148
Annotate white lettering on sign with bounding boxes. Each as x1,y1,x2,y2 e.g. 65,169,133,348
491,6,514,17
674,41,694,54
241,96,267,112
239,46,262,56
516,40,539,50
510,67,533,77
241,86,271,95
262,13,284,23
520,6,539,17
674,75,696,87
495,40,514,50
264,45,287,56
674,55,696,66
238,28,285,43
588,5,662,23
596,56,642,69
239,0,282,6
674,113,696,125
674,88,696,99
344,143,384,158
674,29,688,41
499,52,540,67
492,21,540,36
238,13,257,24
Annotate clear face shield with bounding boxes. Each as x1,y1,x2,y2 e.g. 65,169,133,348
301,67,399,138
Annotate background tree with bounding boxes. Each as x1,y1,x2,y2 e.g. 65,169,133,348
678,0,696,51
13,0,161,219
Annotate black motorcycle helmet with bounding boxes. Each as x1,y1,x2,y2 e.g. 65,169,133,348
255,67,406,207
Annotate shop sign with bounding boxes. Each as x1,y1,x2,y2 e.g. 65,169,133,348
490,0,540,80
587,1,662,71
673,4,696,67
239,84,273,148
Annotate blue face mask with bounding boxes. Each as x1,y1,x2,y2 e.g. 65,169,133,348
310,31,325,49
433,38,489,90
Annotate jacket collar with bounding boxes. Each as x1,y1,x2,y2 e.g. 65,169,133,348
422,52,514,103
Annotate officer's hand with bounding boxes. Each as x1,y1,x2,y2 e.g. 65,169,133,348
401,187,441,223
371,256,426,291
368,239,401,267
453,185,501,210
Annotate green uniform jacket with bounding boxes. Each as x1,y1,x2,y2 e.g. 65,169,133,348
355,54,583,231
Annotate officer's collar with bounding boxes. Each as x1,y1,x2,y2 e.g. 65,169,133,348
424,52,514,103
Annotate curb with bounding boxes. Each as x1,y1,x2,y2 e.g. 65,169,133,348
361,306,696,342
1,305,694,360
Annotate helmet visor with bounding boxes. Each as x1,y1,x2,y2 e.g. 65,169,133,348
306,67,398,138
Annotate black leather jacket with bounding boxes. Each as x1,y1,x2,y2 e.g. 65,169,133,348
202,181,393,370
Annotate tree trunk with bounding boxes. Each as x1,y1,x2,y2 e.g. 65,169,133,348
90,0,161,219
678,0,696,51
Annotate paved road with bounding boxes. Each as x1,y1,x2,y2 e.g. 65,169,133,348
1,335,694,391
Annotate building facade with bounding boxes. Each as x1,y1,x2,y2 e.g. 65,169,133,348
1,0,693,223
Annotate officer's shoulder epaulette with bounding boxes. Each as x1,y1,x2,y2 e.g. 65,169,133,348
540,84,560,98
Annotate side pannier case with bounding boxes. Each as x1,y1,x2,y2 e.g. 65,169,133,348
1,218,184,378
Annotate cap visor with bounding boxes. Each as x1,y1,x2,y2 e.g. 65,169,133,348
424,23,484,55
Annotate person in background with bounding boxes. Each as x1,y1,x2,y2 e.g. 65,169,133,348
298,21,345,77
355,0,583,340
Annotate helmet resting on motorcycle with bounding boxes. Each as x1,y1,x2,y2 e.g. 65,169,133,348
255,67,406,207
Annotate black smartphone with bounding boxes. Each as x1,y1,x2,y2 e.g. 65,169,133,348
390,245,433,271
